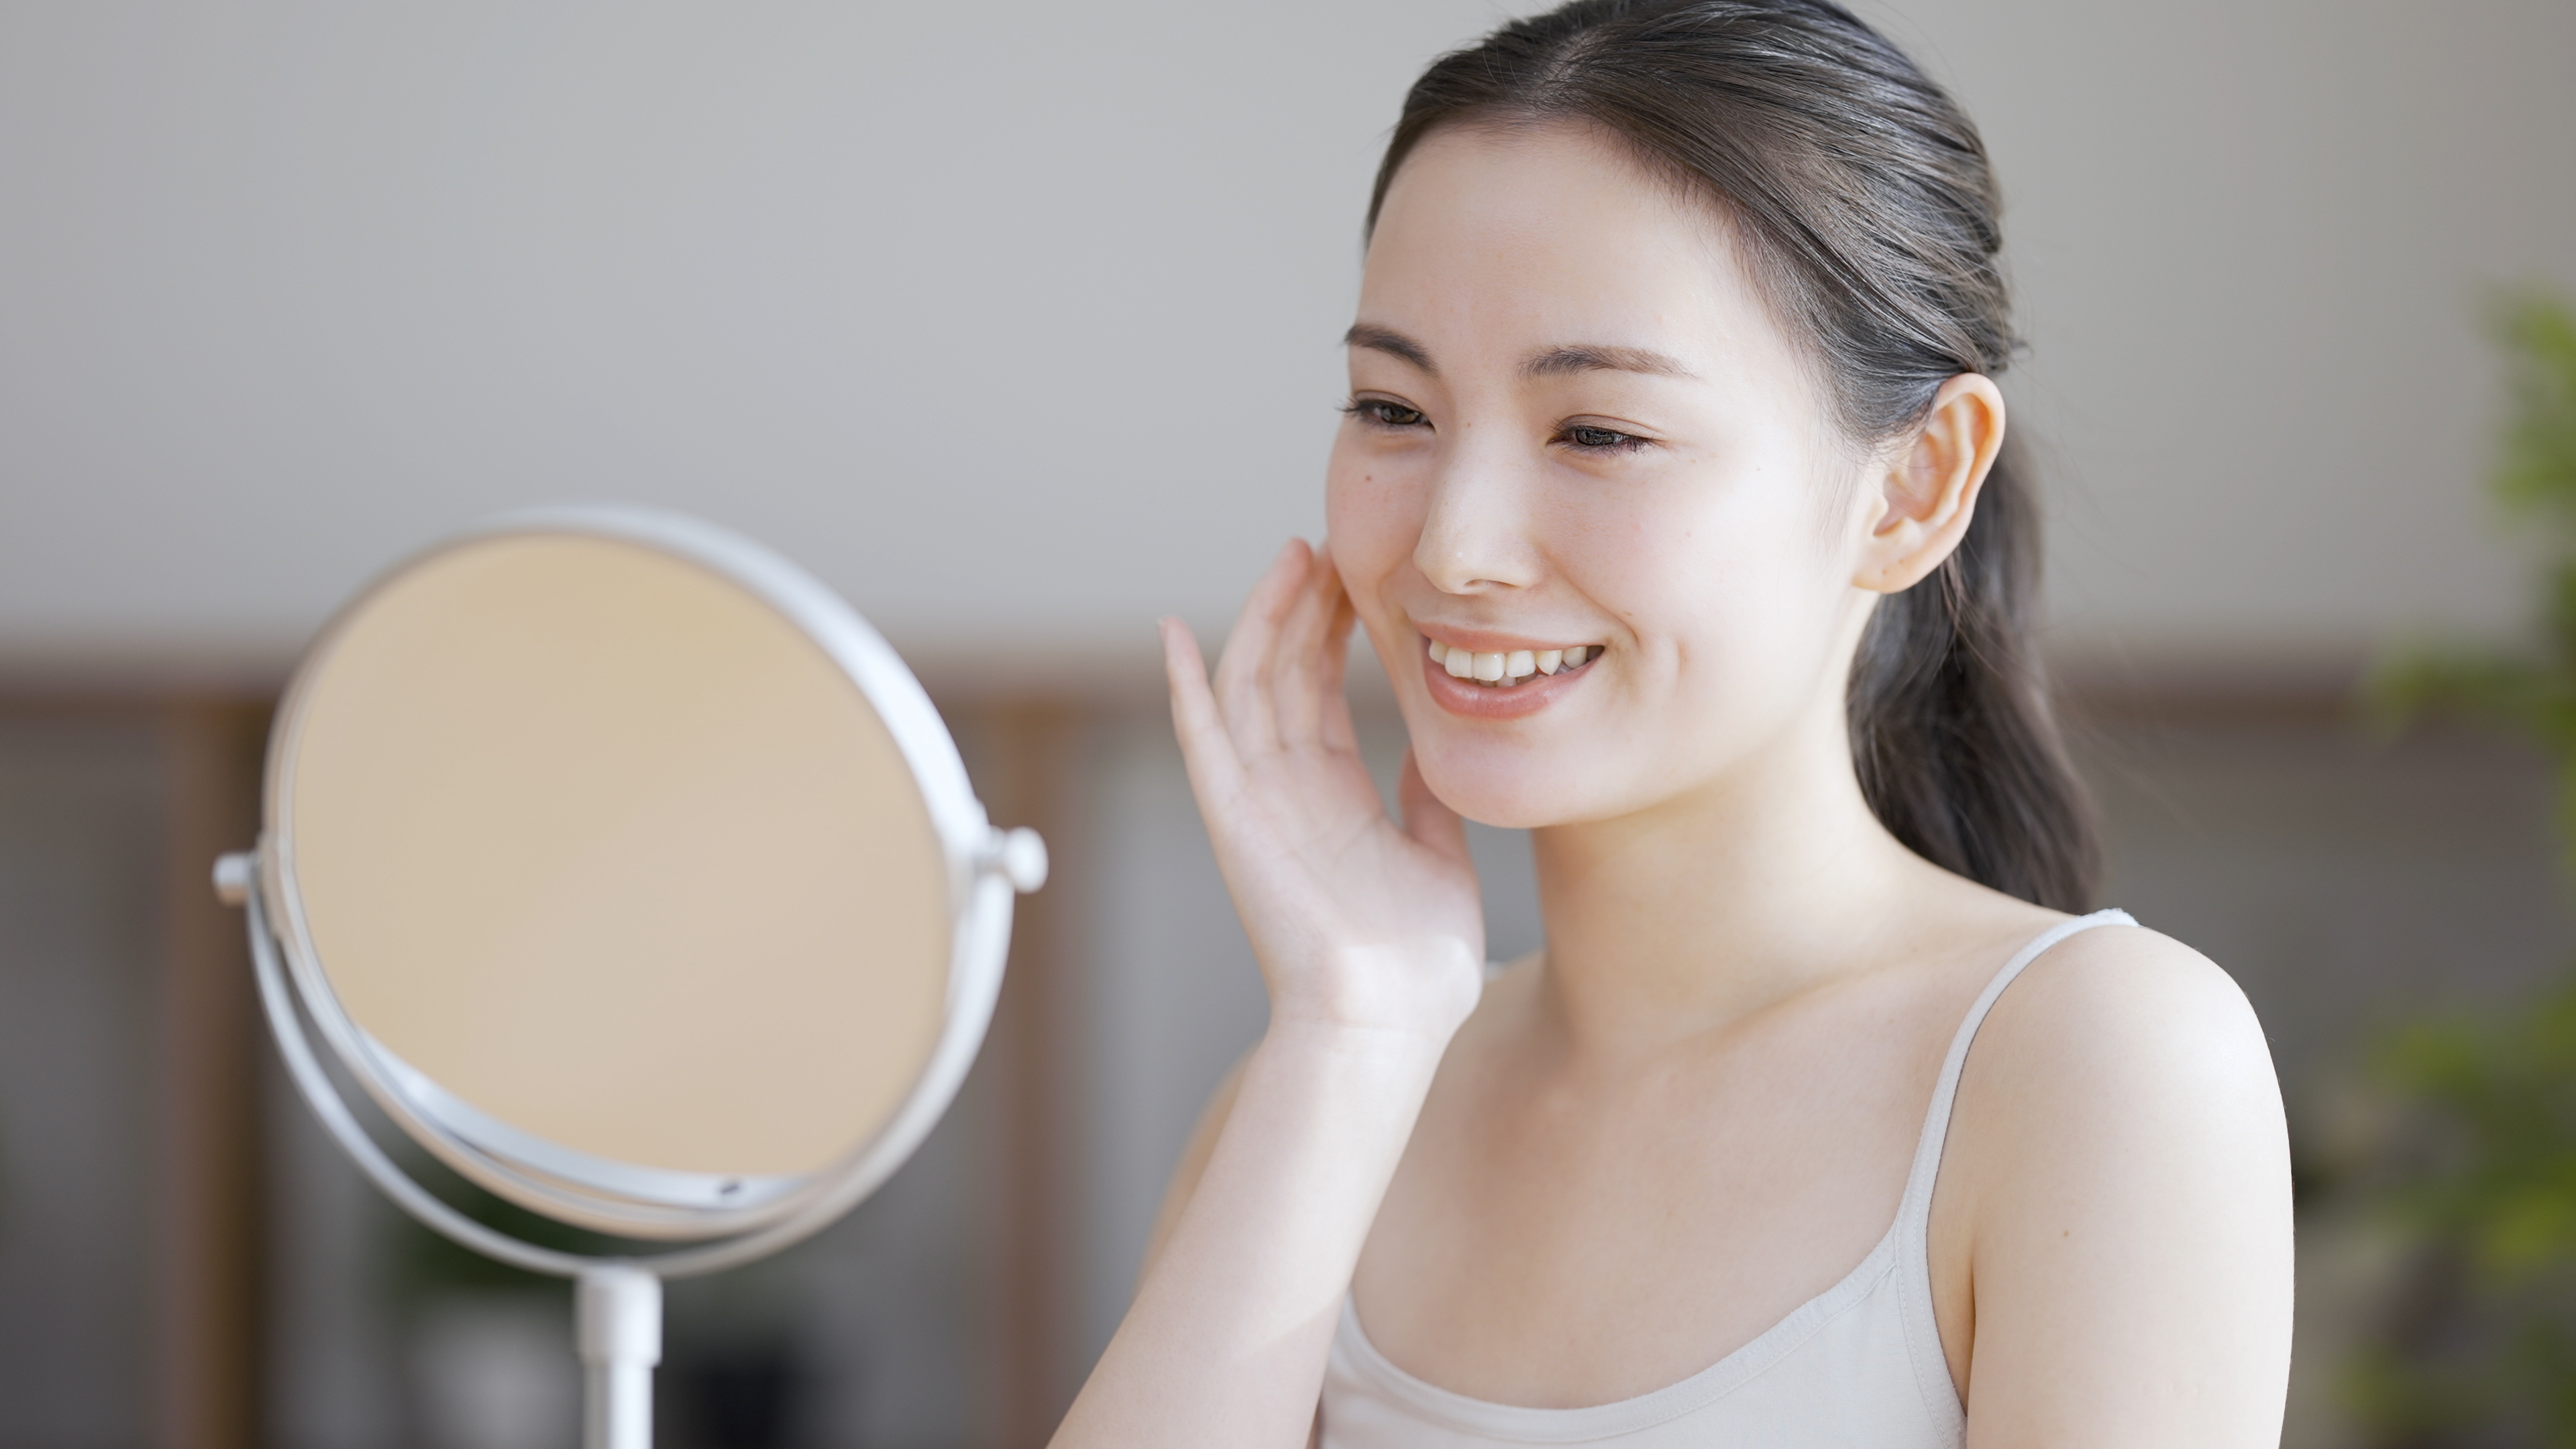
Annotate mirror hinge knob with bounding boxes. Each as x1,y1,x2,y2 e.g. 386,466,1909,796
213,850,256,907
983,827,1048,894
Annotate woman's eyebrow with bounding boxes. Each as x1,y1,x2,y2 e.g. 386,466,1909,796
1524,344,1697,379
1340,329,1694,382
1343,323,1436,374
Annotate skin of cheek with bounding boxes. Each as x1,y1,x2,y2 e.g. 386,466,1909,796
1328,430,1863,832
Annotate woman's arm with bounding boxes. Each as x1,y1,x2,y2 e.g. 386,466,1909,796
1061,1022,1444,1444
1933,927,2295,1448
1140,1055,1244,1282
1053,540,1486,1449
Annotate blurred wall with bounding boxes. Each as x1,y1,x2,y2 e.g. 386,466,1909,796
0,719,162,1448
1,0,2569,684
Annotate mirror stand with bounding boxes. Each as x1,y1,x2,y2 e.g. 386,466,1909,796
577,1267,661,1449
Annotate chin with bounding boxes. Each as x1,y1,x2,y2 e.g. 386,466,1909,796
1410,731,1609,830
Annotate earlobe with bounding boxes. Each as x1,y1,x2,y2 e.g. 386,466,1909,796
1854,375,2006,595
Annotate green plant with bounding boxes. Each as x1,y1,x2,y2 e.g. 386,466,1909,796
2375,292,2576,854
2356,990,2576,1442
2357,288,2576,1446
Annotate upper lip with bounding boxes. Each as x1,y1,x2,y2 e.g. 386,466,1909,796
1413,625,1601,655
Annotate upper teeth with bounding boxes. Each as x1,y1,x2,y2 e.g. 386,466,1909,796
1427,639,1593,686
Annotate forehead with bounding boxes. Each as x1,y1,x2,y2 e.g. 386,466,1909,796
1359,121,1787,371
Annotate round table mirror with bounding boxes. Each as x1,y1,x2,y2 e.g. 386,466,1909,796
215,505,1043,1449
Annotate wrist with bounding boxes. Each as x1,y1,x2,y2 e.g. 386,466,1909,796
1263,935,1485,1045
1255,1013,1456,1077
1225,1017,1451,1193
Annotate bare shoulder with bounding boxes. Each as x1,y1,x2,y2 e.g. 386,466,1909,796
1929,922,2294,1438
1930,925,2294,1440
1968,921,2280,1118
1945,921,2286,1194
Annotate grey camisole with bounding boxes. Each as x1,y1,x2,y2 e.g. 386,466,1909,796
1320,909,2139,1448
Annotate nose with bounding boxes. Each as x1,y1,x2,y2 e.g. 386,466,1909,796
1413,429,1543,596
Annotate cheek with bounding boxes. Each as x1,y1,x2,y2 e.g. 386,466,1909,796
1323,438,1425,604
1577,472,1848,708
1684,550,1852,728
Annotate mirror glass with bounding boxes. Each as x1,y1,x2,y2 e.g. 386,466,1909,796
267,524,963,1230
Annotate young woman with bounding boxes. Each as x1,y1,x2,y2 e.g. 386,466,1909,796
1057,2,2294,1444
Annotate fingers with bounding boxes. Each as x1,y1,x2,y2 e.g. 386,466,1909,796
1396,748,1470,869
1272,544,1350,749
1314,585,1362,755
1212,540,1309,758
1162,616,1244,810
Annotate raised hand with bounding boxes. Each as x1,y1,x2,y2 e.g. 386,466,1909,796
1053,542,1486,1449
1161,539,1485,1043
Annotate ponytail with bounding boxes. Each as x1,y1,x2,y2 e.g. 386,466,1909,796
1849,435,2097,910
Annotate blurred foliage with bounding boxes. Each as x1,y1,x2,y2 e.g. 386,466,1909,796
2375,292,2576,863
2351,993,2576,1442
2357,289,2576,1446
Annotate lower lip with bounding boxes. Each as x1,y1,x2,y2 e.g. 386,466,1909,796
1421,649,1598,720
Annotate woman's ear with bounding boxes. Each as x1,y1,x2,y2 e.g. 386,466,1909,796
1854,374,2005,594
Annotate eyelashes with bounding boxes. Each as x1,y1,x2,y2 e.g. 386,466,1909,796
1560,423,1648,453
1341,397,1654,454
1340,397,1426,429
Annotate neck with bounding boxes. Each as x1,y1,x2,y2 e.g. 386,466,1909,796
1527,698,1935,1058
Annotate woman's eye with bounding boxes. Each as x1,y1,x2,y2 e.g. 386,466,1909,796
1346,398,1428,430
1562,423,1646,451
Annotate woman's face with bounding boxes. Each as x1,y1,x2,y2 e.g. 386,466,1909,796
1327,121,1878,830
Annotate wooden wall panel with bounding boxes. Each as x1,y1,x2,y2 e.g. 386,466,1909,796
152,700,270,1449
966,700,1091,1448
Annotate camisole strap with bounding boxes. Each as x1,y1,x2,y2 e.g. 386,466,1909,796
1888,908,2137,1432
1896,908,2137,1225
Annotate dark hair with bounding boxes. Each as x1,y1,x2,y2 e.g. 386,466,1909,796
1367,0,2098,911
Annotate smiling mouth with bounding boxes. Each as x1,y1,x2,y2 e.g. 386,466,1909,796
1425,639,1603,688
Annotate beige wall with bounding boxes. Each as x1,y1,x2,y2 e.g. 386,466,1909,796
1,0,2569,686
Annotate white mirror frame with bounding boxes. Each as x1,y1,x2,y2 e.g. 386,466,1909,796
222,504,1045,1278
